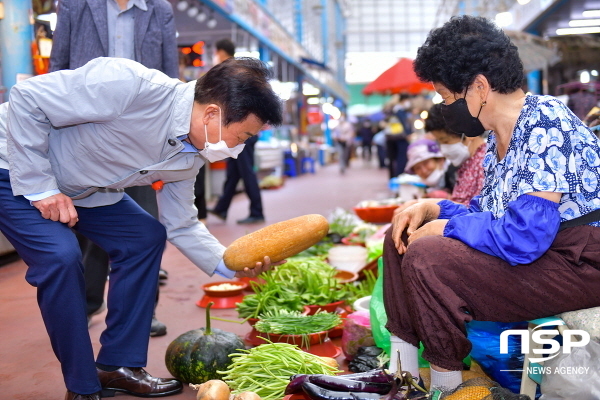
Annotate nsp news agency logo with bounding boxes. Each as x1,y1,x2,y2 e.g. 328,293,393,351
499,320,591,375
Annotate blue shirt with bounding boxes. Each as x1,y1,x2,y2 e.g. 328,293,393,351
480,95,600,226
107,0,147,59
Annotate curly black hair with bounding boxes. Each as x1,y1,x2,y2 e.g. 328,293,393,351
425,103,460,137
194,57,283,127
414,15,524,94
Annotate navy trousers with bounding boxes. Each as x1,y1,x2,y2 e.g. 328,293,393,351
0,169,166,394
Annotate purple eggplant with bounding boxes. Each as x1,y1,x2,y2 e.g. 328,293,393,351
308,375,392,394
333,369,394,384
285,374,310,394
301,382,382,400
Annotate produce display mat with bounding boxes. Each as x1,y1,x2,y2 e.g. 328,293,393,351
244,329,342,358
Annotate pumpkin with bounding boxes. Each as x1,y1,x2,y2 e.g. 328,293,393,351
223,214,329,270
443,386,491,400
165,302,245,384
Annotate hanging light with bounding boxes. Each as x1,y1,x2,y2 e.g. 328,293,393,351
196,6,207,22
176,0,188,12
207,11,217,29
187,6,199,18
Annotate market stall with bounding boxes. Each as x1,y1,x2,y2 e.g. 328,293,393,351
160,205,527,400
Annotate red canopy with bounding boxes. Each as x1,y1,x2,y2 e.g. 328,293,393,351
362,58,434,96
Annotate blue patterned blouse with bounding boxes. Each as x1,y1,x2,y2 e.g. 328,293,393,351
480,95,600,226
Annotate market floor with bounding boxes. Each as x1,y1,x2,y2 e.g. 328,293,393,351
0,158,391,400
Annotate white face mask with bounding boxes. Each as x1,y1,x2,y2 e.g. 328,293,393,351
199,107,246,163
423,167,445,187
440,141,470,167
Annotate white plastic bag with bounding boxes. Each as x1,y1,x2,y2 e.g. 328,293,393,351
539,339,600,400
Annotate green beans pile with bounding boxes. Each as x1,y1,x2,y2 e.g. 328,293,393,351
254,310,342,335
218,342,340,400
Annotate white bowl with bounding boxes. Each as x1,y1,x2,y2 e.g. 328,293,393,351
353,295,372,312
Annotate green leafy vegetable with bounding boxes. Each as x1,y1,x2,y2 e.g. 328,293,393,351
218,342,341,400
254,310,342,335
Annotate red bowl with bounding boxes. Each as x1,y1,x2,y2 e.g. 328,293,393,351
304,300,346,315
196,294,246,309
353,205,399,224
202,281,248,297
334,270,359,284
236,276,265,291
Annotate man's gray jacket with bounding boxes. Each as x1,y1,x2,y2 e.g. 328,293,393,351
0,57,224,275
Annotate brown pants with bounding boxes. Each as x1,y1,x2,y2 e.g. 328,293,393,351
382,225,600,370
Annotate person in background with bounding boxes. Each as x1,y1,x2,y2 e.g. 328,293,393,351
567,85,597,120
385,94,413,179
383,15,600,395
49,0,179,336
213,37,236,65
404,139,455,198
208,38,266,225
194,37,238,224
357,118,375,163
426,103,486,205
373,119,388,169
332,114,356,174
0,57,283,400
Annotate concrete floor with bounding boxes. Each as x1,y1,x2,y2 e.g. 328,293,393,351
0,158,391,399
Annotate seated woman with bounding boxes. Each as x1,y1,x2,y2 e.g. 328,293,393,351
404,138,455,197
383,15,600,394
426,103,486,205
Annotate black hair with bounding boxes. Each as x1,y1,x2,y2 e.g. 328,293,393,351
425,103,460,137
215,38,236,57
194,57,283,127
414,15,524,94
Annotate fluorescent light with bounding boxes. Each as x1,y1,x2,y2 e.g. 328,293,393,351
581,71,591,84
582,10,600,18
176,0,188,12
36,12,57,31
495,12,513,27
569,18,600,27
556,26,600,35
517,0,530,4
187,6,198,17
431,93,443,104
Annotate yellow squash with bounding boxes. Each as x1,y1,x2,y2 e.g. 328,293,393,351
223,214,329,270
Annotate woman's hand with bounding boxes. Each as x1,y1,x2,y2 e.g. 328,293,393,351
32,193,79,228
391,201,441,254
407,219,449,245
234,256,286,278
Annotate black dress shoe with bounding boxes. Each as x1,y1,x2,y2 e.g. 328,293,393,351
158,269,168,281
97,367,182,397
237,216,265,224
150,316,167,337
208,209,227,221
65,390,101,400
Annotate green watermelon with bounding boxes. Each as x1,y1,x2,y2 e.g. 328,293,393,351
165,302,245,383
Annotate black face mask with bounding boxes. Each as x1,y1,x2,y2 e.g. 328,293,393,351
441,98,486,137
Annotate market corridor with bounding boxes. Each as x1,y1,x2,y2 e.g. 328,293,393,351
0,159,390,399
